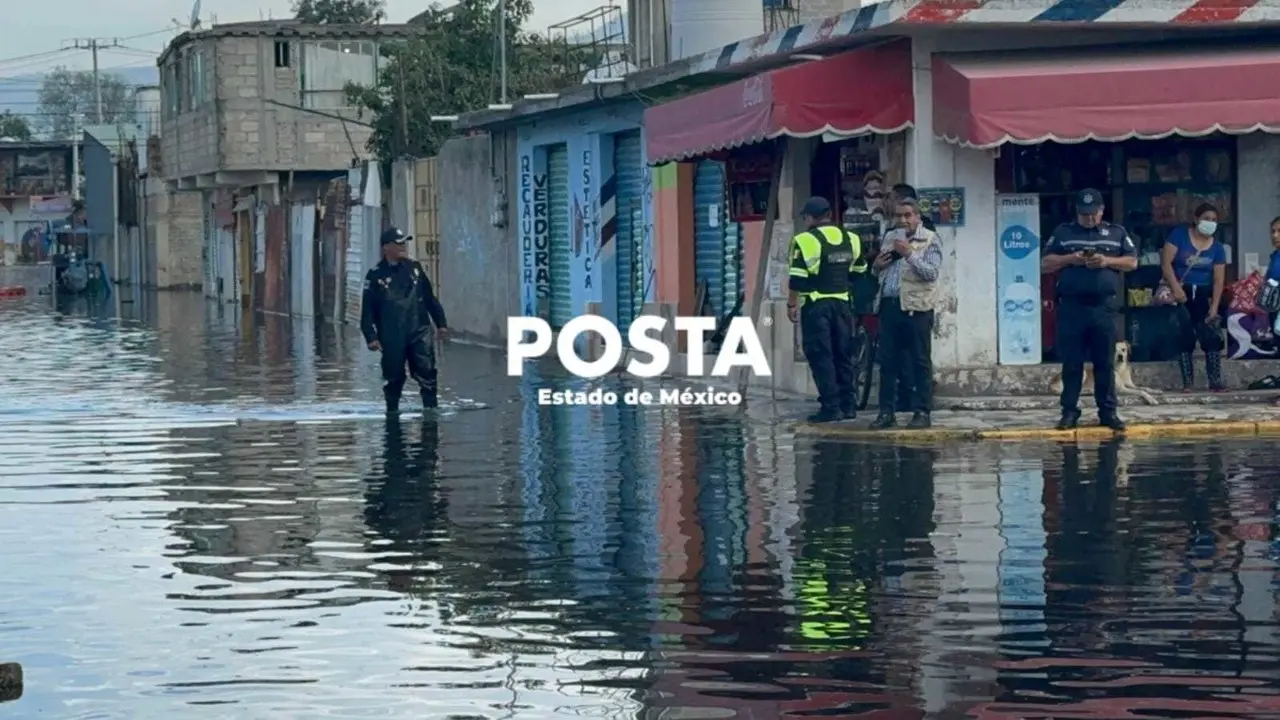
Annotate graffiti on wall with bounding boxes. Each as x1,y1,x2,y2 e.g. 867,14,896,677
640,162,656,303
519,153,549,317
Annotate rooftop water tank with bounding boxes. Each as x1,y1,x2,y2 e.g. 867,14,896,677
669,0,764,61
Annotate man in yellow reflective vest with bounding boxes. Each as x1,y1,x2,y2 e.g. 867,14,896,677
787,197,867,423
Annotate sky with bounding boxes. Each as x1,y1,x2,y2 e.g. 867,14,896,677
1,0,609,76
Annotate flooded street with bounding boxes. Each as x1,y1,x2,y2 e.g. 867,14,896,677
3,293,1280,719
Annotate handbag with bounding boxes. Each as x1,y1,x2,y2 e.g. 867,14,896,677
1259,278,1280,313
1154,244,1203,305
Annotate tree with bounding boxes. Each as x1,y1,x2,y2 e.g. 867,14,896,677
0,111,32,141
293,0,386,24
346,0,596,162
36,68,136,139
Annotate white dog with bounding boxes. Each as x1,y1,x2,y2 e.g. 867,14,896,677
1050,341,1160,405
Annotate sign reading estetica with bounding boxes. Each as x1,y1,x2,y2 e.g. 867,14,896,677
507,315,771,380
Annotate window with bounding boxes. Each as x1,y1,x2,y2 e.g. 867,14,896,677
187,50,205,111
274,41,291,68
164,61,181,116
301,40,377,109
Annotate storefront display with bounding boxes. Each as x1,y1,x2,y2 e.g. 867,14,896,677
998,135,1237,363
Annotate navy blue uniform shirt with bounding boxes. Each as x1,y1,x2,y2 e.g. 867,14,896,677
1044,221,1137,303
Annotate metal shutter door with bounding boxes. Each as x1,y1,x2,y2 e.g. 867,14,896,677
547,145,573,328
693,160,727,317
723,202,743,314
613,131,643,333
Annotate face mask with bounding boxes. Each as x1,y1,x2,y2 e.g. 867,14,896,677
1197,220,1218,236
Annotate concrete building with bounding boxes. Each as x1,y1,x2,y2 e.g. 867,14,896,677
157,20,416,191
157,20,415,313
0,140,76,291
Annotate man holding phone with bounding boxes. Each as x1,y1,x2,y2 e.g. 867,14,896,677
1042,189,1139,431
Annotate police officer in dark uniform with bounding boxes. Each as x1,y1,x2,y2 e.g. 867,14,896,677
787,197,866,423
361,227,449,414
1042,189,1138,431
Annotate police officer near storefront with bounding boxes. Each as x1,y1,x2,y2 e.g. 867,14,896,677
361,227,449,415
1042,189,1138,431
787,197,867,423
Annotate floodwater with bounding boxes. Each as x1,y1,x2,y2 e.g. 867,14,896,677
3,292,1280,719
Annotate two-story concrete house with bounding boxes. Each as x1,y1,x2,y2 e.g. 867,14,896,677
157,20,414,306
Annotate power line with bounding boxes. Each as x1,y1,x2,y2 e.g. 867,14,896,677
64,38,127,124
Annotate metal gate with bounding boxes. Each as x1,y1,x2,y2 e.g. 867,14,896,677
547,144,572,328
613,131,644,333
693,160,742,318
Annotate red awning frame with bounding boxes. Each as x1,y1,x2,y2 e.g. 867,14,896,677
644,39,914,165
932,43,1280,150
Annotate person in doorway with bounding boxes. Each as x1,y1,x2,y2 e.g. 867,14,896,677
1042,189,1138,431
889,184,937,232
885,183,935,412
870,198,942,430
361,227,449,415
1162,203,1227,391
787,196,864,423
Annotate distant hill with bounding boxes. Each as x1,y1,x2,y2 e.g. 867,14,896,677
0,66,159,117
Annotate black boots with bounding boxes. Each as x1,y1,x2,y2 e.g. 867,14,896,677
869,414,896,429
808,407,842,423
384,386,402,415
1057,409,1125,432
421,387,438,409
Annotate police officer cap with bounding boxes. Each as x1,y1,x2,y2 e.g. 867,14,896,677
1075,188,1104,214
380,227,412,245
800,197,831,218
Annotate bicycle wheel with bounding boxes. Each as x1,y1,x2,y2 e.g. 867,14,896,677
853,325,875,410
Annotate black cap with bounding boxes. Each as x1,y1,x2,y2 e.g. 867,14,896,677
800,196,831,218
1075,188,1104,214
380,227,411,246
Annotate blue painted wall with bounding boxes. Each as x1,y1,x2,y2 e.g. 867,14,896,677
82,134,115,264
515,103,655,334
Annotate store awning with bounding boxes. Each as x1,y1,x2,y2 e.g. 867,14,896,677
644,40,913,165
933,45,1280,149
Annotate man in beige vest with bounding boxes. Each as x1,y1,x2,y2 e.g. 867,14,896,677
870,198,943,429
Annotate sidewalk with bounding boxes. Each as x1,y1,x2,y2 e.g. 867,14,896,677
760,390,1280,442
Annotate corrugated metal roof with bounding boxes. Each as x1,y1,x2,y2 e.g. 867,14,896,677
159,21,422,63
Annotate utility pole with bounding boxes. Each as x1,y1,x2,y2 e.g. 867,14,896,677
66,38,123,124
498,0,508,103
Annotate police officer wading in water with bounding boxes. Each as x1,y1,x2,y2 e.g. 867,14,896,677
1042,189,1138,431
788,197,868,423
361,228,449,415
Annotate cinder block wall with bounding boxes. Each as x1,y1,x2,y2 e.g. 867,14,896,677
437,133,520,345
215,36,372,172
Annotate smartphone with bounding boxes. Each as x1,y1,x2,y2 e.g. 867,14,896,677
1081,248,1096,258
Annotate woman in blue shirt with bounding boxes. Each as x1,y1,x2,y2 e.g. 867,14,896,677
1267,217,1280,282
1161,203,1227,391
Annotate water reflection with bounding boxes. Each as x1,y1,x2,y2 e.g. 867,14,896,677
3,293,1280,718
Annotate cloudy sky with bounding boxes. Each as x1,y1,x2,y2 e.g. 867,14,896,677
2,0,607,75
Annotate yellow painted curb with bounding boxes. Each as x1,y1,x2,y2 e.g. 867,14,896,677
797,420,1276,441
977,428,1075,440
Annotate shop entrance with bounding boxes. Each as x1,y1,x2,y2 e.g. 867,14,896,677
997,135,1237,363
